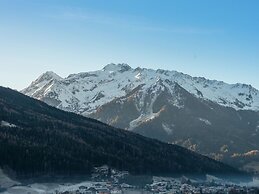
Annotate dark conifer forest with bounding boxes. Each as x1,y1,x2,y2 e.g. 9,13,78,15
0,86,243,178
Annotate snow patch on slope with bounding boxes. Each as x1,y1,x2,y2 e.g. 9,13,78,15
162,123,174,135
1,121,17,128
128,82,164,130
198,118,212,126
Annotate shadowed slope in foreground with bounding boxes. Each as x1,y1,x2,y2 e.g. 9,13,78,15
0,86,244,178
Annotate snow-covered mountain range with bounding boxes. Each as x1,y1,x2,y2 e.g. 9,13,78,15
22,63,259,171
22,63,259,115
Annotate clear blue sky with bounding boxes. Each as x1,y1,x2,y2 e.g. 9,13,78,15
0,0,259,90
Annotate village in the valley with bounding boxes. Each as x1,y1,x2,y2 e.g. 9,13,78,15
55,166,259,194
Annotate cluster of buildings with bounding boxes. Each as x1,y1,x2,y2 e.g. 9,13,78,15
56,166,259,194
146,177,259,194
57,182,134,194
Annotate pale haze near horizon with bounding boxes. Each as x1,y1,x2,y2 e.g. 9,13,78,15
0,0,259,90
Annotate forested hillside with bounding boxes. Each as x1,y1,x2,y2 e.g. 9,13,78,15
0,86,243,178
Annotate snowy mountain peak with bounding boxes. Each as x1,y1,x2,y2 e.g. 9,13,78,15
35,71,62,83
21,71,62,97
103,63,132,72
